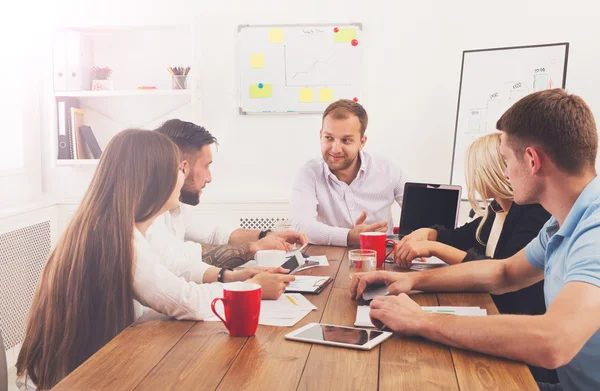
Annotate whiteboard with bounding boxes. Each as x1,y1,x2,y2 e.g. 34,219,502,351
238,23,363,114
450,43,569,198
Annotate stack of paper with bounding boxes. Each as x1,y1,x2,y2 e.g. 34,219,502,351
354,305,487,328
206,293,317,327
410,256,448,271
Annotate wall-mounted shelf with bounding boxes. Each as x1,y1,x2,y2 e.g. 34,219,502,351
54,89,192,98
56,159,99,166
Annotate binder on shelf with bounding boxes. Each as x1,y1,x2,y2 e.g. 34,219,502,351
79,125,102,159
56,98,80,159
53,34,68,91
69,107,89,159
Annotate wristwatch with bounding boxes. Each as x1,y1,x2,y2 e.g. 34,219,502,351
258,229,272,239
217,267,233,283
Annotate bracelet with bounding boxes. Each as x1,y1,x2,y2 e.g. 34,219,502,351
258,229,271,239
217,267,233,283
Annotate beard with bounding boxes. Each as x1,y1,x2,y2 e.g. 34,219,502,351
324,153,357,173
180,179,201,206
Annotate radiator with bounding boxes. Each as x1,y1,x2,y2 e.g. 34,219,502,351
0,221,51,353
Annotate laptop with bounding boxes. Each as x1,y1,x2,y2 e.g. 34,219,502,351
392,182,462,240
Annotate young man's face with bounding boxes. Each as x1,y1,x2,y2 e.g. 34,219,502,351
180,145,213,206
320,114,366,173
500,132,537,205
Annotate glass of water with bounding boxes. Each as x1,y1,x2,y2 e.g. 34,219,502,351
348,249,377,279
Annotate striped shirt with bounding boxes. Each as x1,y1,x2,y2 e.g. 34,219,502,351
289,151,405,246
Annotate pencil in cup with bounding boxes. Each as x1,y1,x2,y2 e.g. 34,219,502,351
168,67,188,90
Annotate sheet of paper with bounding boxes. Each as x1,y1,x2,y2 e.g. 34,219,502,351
249,84,273,98
355,305,487,329
300,88,314,103
206,293,317,327
286,275,330,292
355,305,376,328
250,54,264,68
269,28,284,43
319,88,333,102
334,28,356,43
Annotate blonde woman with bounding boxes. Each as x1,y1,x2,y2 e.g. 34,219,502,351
394,133,550,314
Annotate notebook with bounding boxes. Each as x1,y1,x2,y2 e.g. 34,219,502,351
285,275,333,294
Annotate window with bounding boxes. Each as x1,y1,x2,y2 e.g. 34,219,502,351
0,36,25,172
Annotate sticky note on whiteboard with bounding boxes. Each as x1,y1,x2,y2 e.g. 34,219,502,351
269,28,284,43
250,54,264,68
300,88,314,103
334,28,356,43
319,88,333,102
250,84,272,98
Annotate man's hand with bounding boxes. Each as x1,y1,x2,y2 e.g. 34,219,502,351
347,210,388,246
267,230,308,247
250,235,293,254
369,294,425,335
394,240,434,268
350,271,414,300
248,272,296,300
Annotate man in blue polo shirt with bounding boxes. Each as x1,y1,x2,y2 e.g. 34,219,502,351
350,88,600,391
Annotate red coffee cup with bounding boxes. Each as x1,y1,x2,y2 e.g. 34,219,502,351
211,282,261,337
360,232,396,267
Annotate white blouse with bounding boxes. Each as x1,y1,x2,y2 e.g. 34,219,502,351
133,228,223,320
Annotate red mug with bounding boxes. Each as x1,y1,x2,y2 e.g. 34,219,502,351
360,232,396,267
211,282,261,337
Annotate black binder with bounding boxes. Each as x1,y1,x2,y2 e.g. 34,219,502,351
79,125,102,159
56,98,79,159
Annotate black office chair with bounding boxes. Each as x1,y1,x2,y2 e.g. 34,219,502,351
1,330,7,391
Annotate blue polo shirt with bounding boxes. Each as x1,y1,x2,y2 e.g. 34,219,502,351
525,176,600,391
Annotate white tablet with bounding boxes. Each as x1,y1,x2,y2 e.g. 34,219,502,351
285,323,392,350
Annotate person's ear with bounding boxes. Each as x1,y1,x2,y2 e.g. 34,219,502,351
179,160,189,176
526,147,541,175
360,135,367,150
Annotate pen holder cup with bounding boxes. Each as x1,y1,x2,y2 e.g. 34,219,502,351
171,75,188,90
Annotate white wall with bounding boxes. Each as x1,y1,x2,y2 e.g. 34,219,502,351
42,0,600,213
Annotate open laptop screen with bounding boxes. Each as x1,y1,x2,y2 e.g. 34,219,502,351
398,183,461,237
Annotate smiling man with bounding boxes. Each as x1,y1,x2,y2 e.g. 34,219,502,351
290,100,406,246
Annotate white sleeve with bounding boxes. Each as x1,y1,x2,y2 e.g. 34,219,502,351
289,165,350,246
393,164,406,207
181,205,235,245
146,217,213,284
133,248,223,321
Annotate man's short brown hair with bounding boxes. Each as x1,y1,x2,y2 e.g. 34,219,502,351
497,89,597,174
322,99,369,137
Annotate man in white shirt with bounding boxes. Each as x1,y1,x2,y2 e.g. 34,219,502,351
152,119,307,268
290,99,406,247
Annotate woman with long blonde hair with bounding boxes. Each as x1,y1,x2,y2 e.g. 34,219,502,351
16,129,293,389
394,134,550,313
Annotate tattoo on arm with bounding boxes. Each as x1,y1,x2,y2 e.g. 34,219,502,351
202,244,251,268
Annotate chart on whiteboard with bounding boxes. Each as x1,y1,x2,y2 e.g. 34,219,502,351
285,44,353,87
451,44,568,196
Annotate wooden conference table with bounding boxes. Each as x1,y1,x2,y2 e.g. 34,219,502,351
53,245,537,390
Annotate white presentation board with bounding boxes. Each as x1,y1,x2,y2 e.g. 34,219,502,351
450,43,569,198
238,23,363,114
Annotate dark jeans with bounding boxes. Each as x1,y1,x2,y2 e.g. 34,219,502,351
537,382,563,391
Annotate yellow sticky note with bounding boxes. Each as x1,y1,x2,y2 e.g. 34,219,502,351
319,88,333,102
300,88,314,103
250,54,264,68
334,28,356,43
249,84,272,98
269,28,283,43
